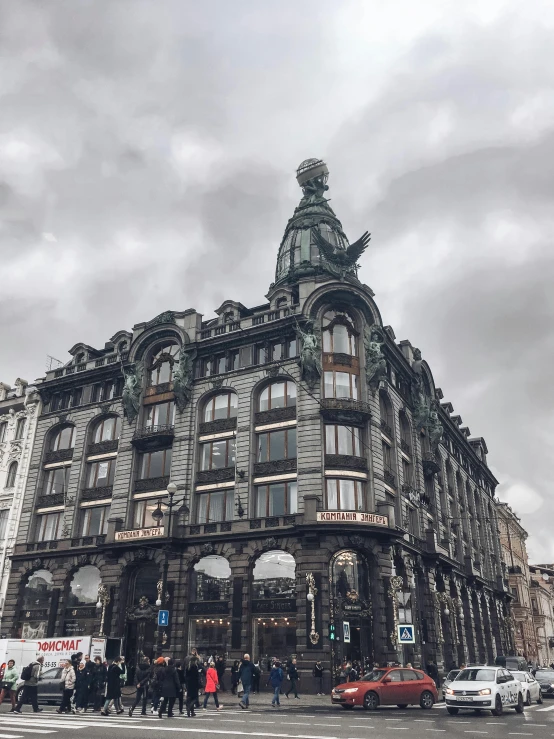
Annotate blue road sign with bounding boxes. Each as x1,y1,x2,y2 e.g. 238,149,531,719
397,624,415,644
158,610,169,627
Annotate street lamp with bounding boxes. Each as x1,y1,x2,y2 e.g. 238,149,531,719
96,584,111,637
154,481,176,654
306,573,319,645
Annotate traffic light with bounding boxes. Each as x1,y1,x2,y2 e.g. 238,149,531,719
329,623,336,641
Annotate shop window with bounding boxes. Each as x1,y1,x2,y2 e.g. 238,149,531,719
139,448,172,479
332,550,370,601
325,425,361,457
188,618,230,659
191,556,231,601
86,459,116,488
14,418,26,439
67,565,101,607
134,499,164,529
253,616,296,662
145,401,175,429
253,550,296,599
50,425,76,451
6,462,18,488
37,512,63,541
147,342,179,386
20,570,53,637
196,490,234,524
203,393,238,422
255,482,297,517
93,416,121,443
258,381,296,412
80,506,109,536
325,479,364,511
0,423,6,443
42,466,70,496
257,428,296,462
200,438,236,470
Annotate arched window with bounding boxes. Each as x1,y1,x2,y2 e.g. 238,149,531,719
399,412,411,454
67,565,101,607
379,392,394,435
322,310,358,355
253,550,296,599
75,352,85,364
6,462,17,488
203,393,238,422
130,562,159,606
191,556,231,601
259,381,296,412
147,342,179,387
322,310,360,400
331,550,370,602
22,569,53,611
92,416,121,444
50,425,76,451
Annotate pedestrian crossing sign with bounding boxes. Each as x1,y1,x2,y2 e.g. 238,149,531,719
397,624,415,643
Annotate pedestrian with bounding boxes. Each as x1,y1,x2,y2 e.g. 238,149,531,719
184,648,199,670
215,656,226,692
175,660,185,715
185,657,200,717
230,660,240,695
150,657,165,714
129,657,152,716
56,659,76,714
406,662,412,669
269,661,284,708
74,662,90,713
101,657,124,716
313,660,324,695
202,660,222,711
252,659,261,693
238,653,255,710
13,655,44,714
158,658,181,718
285,658,300,699
0,660,19,712
91,657,107,712
426,660,439,689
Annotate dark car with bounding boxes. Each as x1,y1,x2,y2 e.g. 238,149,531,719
16,667,64,705
331,667,438,710
535,670,554,699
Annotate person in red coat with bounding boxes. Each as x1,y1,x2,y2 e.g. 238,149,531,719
203,661,223,710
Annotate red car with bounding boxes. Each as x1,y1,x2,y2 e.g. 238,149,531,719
332,666,438,710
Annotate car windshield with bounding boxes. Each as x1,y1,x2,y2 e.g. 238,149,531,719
361,670,386,682
446,671,460,680
536,671,554,680
456,669,496,682
511,672,528,681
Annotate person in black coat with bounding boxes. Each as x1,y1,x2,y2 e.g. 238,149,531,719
129,658,152,716
175,660,186,715
215,656,226,692
91,658,107,711
158,659,181,718
74,664,91,712
101,658,123,715
185,657,200,717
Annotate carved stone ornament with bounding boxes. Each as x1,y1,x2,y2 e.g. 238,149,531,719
266,365,280,378
210,378,224,390
126,596,157,622
77,554,90,566
32,558,43,569
295,321,322,389
350,535,364,549
200,542,214,556
98,402,112,415
173,346,197,412
364,325,387,391
122,362,143,424
146,311,176,328
134,548,148,560
263,536,278,550
57,413,69,424
8,441,22,463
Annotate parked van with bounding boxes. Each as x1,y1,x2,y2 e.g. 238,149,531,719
495,655,529,672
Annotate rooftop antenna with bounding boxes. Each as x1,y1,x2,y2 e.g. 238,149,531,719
45,355,63,372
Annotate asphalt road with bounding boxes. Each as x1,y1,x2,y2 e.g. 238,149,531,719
0,698,553,739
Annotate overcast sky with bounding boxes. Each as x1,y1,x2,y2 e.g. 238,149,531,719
1,0,553,561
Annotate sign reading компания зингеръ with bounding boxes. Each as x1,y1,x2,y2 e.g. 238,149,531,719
115,526,164,541
316,511,388,526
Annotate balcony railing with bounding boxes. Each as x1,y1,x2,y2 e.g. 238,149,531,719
320,398,371,424
384,468,396,489
380,419,393,438
131,425,174,452
400,439,411,455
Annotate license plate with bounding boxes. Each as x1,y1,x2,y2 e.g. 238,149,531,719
457,696,472,702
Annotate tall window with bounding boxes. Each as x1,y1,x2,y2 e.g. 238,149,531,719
200,438,236,470
147,342,179,386
50,426,76,451
0,423,6,443
14,418,26,439
332,550,370,601
257,428,297,462
197,490,234,524
399,412,411,453
402,457,413,486
134,499,163,529
322,310,358,355
145,401,175,428
253,550,296,599
0,509,8,540
93,416,121,443
326,479,364,511
86,459,116,488
204,393,238,422
92,381,118,403
379,392,394,436
42,466,70,496
139,449,172,479
255,482,297,517
80,506,109,536
259,381,296,411
37,512,63,541
192,556,231,601
325,425,361,456
6,462,18,488
322,310,360,400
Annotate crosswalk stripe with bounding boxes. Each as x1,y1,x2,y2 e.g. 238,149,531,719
0,729,54,734
0,734,23,738
536,704,554,711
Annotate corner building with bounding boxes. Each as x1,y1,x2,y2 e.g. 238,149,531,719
5,159,512,683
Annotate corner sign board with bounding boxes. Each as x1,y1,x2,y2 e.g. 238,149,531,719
397,624,415,644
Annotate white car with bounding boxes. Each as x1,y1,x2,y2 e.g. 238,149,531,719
444,665,524,716
510,671,543,705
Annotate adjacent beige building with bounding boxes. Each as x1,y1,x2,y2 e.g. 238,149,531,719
529,564,554,667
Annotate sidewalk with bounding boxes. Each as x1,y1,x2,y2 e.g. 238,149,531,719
225,691,331,708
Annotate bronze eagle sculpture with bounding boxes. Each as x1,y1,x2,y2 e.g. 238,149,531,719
311,227,371,273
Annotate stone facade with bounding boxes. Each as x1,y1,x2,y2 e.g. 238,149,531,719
0,379,41,629
3,159,511,682
529,565,554,667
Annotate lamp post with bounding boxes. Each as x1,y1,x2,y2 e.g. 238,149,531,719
96,584,111,637
306,573,319,645
153,481,176,655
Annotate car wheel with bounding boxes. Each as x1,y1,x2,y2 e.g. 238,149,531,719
491,695,503,716
515,693,524,714
524,690,531,707
340,704,354,710
538,691,543,705
420,691,434,709
363,691,379,711
397,704,408,708
447,707,459,715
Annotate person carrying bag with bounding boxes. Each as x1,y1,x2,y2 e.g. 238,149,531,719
0,660,19,712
